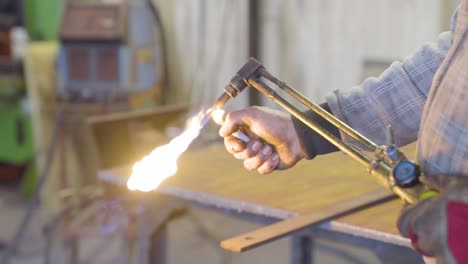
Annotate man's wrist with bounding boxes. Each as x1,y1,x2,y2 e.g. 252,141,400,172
291,102,340,159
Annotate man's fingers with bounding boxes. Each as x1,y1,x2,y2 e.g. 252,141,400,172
234,140,263,160
224,136,246,154
219,110,253,137
257,153,280,174
243,144,274,170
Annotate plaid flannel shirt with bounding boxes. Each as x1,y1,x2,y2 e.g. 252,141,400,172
326,6,468,177
418,3,468,178
323,3,468,261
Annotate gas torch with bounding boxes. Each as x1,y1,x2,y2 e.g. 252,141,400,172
127,58,437,204
208,58,437,204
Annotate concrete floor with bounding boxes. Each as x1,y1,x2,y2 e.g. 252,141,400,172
0,188,422,264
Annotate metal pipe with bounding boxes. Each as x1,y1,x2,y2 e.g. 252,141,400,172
214,90,232,109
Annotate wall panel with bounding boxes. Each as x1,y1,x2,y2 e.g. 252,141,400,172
152,0,249,111
259,0,445,107
153,0,456,110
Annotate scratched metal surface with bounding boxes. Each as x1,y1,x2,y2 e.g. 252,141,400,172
99,144,412,243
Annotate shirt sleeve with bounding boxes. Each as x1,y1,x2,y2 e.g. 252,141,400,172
326,14,456,148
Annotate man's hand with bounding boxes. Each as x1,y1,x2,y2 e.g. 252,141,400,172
218,106,304,174
397,176,468,263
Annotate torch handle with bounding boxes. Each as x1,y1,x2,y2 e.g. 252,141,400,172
232,130,251,143
208,106,251,143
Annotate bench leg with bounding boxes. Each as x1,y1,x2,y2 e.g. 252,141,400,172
292,234,313,264
149,225,167,264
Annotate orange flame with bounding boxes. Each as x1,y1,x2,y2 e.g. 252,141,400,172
127,109,211,192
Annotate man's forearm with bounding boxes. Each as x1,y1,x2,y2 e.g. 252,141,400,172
325,26,454,147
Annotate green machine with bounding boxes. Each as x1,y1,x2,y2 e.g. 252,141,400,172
0,0,55,195
0,69,36,196
0,99,34,178
24,0,63,40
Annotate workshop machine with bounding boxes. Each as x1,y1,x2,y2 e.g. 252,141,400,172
0,0,36,195
24,0,62,41
57,0,164,106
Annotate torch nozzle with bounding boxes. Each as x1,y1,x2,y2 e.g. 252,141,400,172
213,91,233,109
197,92,250,143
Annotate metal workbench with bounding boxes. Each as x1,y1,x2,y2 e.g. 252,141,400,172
99,145,423,264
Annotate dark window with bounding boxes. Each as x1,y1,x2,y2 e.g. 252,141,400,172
98,48,118,81
67,48,89,81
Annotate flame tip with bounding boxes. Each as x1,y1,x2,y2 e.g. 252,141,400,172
127,109,209,192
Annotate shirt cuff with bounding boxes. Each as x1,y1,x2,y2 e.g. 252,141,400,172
291,102,340,159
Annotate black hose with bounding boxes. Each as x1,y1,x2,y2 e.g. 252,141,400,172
147,0,170,104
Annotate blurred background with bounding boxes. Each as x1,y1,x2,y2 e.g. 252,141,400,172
0,0,460,263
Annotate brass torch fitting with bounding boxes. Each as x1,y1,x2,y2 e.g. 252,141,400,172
214,58,264,109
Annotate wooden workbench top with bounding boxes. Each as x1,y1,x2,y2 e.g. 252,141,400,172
99,144,410,246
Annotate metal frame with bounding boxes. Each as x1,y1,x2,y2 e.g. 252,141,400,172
147,196,423,264
98,170,421,263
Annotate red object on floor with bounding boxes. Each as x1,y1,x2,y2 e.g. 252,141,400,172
447,201,468,264
0,162,25,184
